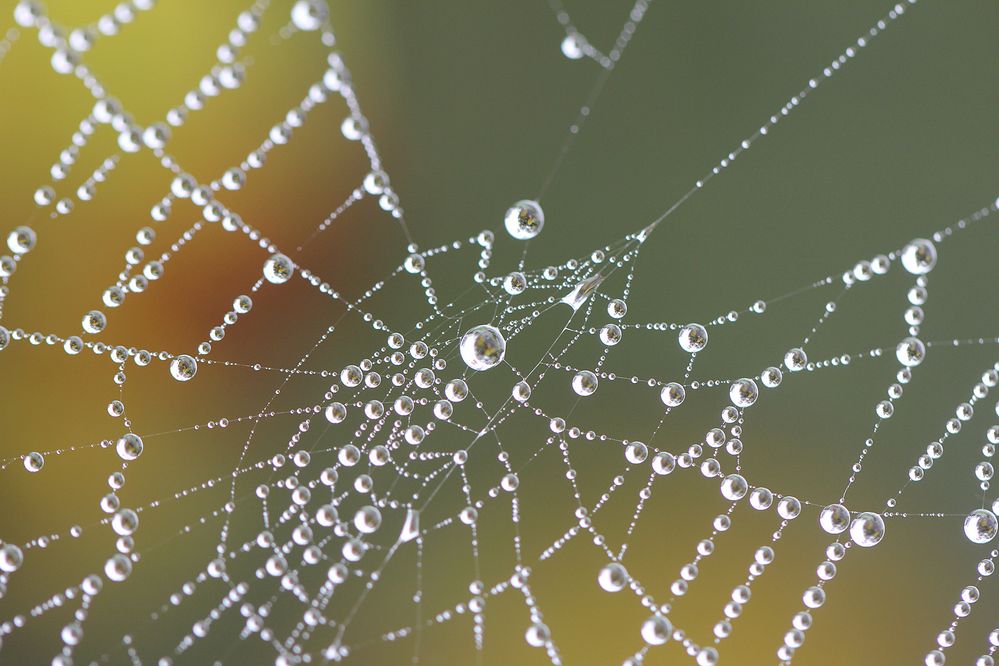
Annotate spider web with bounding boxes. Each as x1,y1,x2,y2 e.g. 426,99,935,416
0,1,998,665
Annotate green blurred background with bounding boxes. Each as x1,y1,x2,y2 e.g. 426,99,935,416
1,0,998,664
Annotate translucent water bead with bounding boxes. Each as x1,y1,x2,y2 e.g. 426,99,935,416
572,370,598,396
819,504,850,534
641,614,672,645
561,34,585,60
504,200,544,240
896,337,926,367
849,512,885,547
291,0,328,31
263,253,295,284
169,354,198,381
660,382,685,407
7,226,36,254
729,378,758,407
678,323,707,353
459,325,506,371
964,509,998,544
900,238,937,275
23,451,44,472
116,433,143,461
597,562,628,592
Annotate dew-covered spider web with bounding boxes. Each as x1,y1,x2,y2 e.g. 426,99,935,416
1,0,998,665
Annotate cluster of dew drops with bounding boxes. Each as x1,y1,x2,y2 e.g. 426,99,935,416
1,1,999,665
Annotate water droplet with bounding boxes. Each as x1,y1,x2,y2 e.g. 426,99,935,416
459,325,506,371
850,512,885,547
964,509,998,544
900,238,937,275
678,324,707,353
169,355,198,382
263,253,294,284
503,200,544,240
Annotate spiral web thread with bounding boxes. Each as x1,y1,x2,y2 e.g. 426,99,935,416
0,1,998,665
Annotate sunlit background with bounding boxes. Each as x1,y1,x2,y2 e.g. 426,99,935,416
1,1,998,664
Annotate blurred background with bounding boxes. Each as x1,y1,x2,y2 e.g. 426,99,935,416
1,0,998,664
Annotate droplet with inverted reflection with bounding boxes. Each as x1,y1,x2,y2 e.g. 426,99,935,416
819,504,850,534
784,347,807,372
896,337,926,367
964,509,998,544
641,614,672,645
23,451,44,472
354,506,382,534
170,355,198,382
460,325,506,371
82,310,107,334
104,553,132,582
263,253,294,284
850,512,885,547
512,381,531,402
504,271,526,295
729,378,758,407
572,370,598,396
7,226,36,254
504,200,544,240
678,324,707,353
0,543,24,573
116,433,143,461
597,562,628,592
900,238,937,275
660,382,685,407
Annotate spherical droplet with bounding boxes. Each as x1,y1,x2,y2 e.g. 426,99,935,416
325,402,347,423
660,382,685,407
353,506,382,534
0,543,24,573
112,509,139,536
607,299,627,319
522,621,550,648
291,0,328,31
504,271,526,295
901,238,937,275
7,226,37,254
625,441,648,464
170,355,198,381
777,496,801,520
597,562,628,592
784,347,807,372
82,310,107,334
729,378,758,407
678,324,707,353
504,200,544,240
761,366,783,388
572,370,598,396
263,253,294,284
896,337,926,368
850,512,885,547
445,379,469,402
600,324,622,346
104,553,132,582
819,504,851,534
512,380,531,402
964,509,998,544
404,253,425,274
720,474,748,501
23,451,44,472
116,433,143,461
641,615,672,645
459,325,506,371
